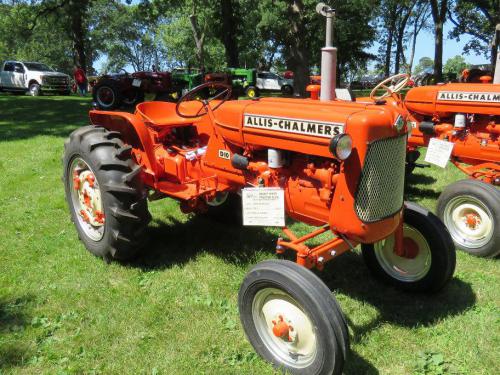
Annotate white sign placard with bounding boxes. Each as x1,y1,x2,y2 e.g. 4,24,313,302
425,138,455,168
132,79,142,87
242,188,285,227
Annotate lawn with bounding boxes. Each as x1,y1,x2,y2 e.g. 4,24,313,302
0,94,498,375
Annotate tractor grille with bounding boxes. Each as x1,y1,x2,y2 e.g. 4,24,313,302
354,134,407,222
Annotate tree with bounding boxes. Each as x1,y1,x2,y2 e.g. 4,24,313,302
405,1,431,73
429,0,449,82
414,56,434,74
443,55,470,79
448,0,500,73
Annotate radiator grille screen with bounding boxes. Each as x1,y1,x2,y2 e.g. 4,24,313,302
354,134,407,222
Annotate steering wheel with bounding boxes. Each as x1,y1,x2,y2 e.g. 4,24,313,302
175,82,232,119
370,73,410,101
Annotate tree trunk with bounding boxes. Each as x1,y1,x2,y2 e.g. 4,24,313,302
69,0,88,72
189,13,205,70
492,24,500,77
384,4,398,77
220,0,239,67
434,20,444,82
287,0,309,97
430,0,448,83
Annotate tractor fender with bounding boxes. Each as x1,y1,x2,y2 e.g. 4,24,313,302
88,110,158,179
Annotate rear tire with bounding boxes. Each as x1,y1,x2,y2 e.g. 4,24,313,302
245,86,259,98
281,85,293,96
437,179,500,257
92,79,122,110
122,89,145,107
239,260,348,375
362,202,456,292
63,126,151,261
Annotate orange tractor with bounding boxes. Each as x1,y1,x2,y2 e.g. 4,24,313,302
405,80,500,257
62,4,455,374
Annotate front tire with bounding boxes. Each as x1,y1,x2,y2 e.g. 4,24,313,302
29,83,41,96
245,86,259,98
362,202,456,292
437,179,500,257
63,126,151,261
281,85,293,96
239,260,348,375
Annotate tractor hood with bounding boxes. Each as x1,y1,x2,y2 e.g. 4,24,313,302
214,97,407,158
405,83,500,117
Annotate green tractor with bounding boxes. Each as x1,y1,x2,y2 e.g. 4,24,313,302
171,68,204,96
204,68,259,98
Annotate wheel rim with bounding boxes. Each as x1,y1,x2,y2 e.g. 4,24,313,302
206,192,229,207
247,89,255,98
30,85,39,96
252,288,317,368
374,224,431,282
69,157,105,241
97,86,115,108
443,196,494,249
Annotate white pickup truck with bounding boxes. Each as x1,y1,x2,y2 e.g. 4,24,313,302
0,61,71,96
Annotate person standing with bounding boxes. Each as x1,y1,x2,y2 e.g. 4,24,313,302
74,65,87,96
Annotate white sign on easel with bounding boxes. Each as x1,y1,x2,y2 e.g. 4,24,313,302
242,188,285,227
425,138,455,168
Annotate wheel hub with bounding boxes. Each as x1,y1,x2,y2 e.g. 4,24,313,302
445,199,493,248
74,170,105,227
69,157,105,241
272,314,297,343
253,288,317,368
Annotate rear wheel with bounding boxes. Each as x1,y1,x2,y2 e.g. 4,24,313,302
362,202,456,292
437,179,500,257
239,260,348,375
92,79,122,110
245,86,259,98
281,85,293,96
63,126,151,261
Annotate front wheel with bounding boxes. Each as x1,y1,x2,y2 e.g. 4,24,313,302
362,202,456,292
437,179,500,257
281,85,293,96
239,260,348,375
29,83,41,96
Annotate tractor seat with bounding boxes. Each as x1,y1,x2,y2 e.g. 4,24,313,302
135,101,193,128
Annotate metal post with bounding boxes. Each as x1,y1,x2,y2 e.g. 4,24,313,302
316,3,337,101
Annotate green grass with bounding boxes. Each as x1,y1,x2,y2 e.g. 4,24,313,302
0,94,498,375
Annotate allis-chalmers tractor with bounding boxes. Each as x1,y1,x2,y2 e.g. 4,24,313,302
405,78,500,258
63,4,456,374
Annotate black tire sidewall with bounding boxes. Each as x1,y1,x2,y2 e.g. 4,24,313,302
362,203,456,292
92,80,122,109
239,261,343,375
437,179,500,257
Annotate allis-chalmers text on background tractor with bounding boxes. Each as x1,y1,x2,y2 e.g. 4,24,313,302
405,66,500,258
63,4,456,374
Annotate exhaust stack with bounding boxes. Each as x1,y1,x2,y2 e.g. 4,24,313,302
316,3,337,101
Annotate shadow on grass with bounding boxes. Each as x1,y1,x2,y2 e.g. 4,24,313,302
0,296,33,370
0,95,92,141
322,251,475,334
128,214,278,270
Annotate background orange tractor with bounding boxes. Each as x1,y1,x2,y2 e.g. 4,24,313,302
405,79,499,258
62,4,456,374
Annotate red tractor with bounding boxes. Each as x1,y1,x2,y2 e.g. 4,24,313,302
92,69,180,110
63,4,455,374
405,79,500,258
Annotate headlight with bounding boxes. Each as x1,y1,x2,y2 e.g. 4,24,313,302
329,134,353,160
